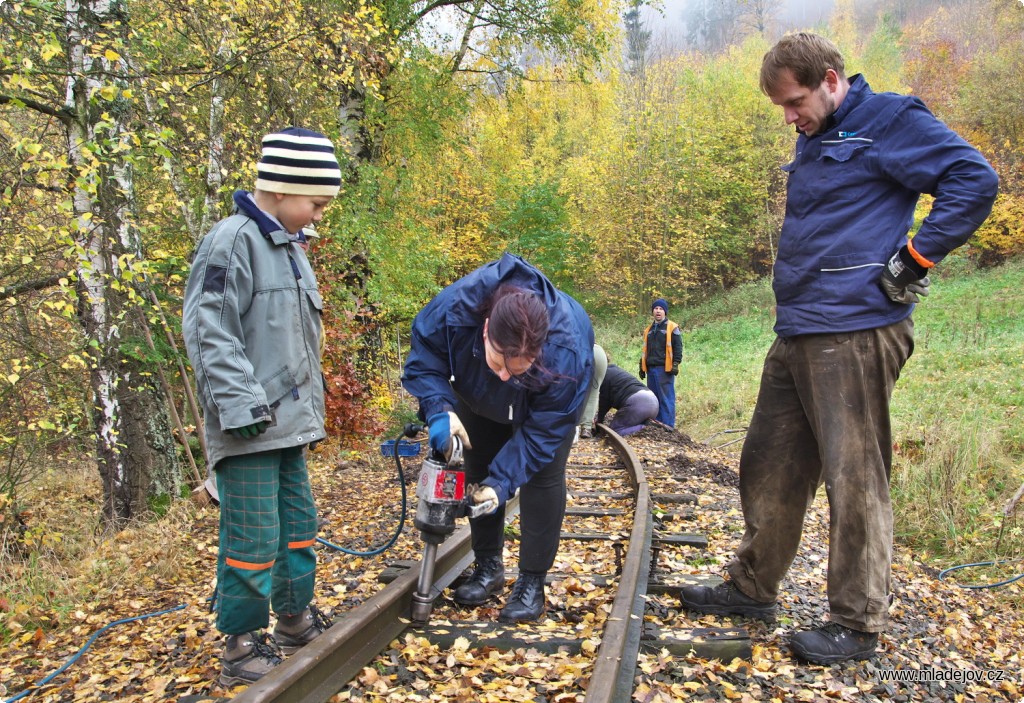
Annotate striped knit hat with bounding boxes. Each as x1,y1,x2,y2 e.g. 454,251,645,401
255,127,342,197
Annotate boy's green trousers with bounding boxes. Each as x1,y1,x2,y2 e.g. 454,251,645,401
215,446,318,635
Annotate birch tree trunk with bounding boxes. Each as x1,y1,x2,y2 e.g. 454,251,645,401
198,34,232,241
65,0,181,527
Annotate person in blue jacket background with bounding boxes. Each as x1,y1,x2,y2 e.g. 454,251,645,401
680,33,998,665
402,254,594,623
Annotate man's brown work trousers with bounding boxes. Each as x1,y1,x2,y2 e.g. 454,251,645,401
727,317,914,633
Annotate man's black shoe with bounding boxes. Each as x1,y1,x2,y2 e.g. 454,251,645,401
679,580,776,620
789,622,878,664
453,556,505,605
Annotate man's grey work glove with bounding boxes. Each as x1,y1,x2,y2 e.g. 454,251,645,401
427,411,472,461
880,245,931,304
470,485,499,516
231,421,267,438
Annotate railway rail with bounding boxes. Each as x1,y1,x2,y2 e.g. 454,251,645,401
227,425,751,703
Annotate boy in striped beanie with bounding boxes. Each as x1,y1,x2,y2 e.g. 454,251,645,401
253,126,342,233
183,126,341,687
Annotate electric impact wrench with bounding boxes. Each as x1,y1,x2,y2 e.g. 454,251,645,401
410,434,497,623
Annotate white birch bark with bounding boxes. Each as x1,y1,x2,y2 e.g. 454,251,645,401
64,0,180,525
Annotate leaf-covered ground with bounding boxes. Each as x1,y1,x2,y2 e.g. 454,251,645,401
626,427,1023,703
1,430,1022,702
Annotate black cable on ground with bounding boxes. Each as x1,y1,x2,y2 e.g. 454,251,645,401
937,560,1024,589
315,424,422,557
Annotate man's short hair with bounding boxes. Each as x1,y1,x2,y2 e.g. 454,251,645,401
760,32,846,95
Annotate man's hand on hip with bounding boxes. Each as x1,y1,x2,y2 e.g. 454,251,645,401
880,246,930,304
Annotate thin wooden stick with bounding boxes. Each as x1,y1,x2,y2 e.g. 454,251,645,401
139,316,202,486
147,289,208,465
1004,479,1024,517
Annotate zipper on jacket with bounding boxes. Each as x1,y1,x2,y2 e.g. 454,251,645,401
289,248,314,405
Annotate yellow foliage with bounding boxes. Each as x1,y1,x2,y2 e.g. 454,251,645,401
972,193,1024,263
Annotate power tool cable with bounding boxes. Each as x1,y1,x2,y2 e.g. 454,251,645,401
315,423,423,556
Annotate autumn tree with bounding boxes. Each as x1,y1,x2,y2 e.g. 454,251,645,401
684,0,743,53
623,1,652,79
0,0,393,519
553,37,787,314
948,0,1024,264
318,0,626,402
1,0,181,526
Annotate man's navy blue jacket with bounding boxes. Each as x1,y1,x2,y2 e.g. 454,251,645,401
402,254,594,504
773,75,998,336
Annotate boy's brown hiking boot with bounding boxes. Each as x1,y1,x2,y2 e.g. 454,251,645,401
273,604,334,655
220,631,283,687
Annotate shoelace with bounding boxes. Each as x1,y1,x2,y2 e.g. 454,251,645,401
252,632,284,663
509,576,540,600
714,581,741,598
815,622,851,639
308,605,334,633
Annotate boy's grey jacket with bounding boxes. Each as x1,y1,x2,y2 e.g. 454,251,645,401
183,190,326,468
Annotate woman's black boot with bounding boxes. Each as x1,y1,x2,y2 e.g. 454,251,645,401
498,571,546,622
453,556,505,605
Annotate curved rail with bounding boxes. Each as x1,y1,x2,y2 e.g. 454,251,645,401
584,425,652,703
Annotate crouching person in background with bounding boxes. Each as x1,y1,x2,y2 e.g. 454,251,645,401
402,253,594,623
597,363,659,436
183,127,340,687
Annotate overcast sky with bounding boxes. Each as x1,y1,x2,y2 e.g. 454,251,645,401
421,0,840,58
639,0,838,50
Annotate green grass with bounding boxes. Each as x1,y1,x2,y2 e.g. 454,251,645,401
594,258,1024,568
889,260,1024,562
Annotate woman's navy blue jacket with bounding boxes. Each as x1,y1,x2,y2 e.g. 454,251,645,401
402,254,594,503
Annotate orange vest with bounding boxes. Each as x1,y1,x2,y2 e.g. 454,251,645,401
641,320,679,373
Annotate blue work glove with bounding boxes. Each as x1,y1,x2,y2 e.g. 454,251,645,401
230,421,267,439
880,245,931,304
427,411,472,460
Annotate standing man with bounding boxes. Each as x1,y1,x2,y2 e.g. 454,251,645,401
680,33,998,665
639,298,682,428
184,127,340,686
